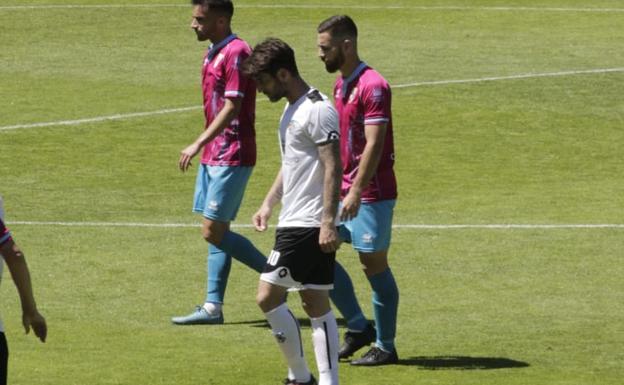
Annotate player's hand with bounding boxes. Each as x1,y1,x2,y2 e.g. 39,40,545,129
179,143,201,172
340,190,361,221
253,205,272,232
319,223,340,253
23,310,47,343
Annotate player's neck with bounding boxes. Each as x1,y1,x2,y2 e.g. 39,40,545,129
340,55,362,79
210,28,233,46
286,77,310,104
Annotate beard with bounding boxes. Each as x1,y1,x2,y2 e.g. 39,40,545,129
195,30,209,41
265,82,287,103
323,50,345,73
267,92,284,103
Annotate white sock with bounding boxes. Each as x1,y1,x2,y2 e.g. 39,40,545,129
311,310,339,385
203,302,222,315
265,303,312,383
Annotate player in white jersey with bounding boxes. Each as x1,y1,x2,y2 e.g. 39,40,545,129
242,38,341,385
0,197,47,385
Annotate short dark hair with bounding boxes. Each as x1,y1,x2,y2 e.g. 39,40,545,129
191,0,234,18
241,38,299,78
317,15,358,40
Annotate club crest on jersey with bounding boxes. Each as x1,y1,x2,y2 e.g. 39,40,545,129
348,87,359,104
213,53,225,68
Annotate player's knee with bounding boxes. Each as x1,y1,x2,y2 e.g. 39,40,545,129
201,226,220,244
256,291,273,312
300,300,312,314
201,221,226,244
361,260,389,277
201,226,214,243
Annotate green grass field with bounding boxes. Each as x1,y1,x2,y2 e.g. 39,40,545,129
1,1,623,384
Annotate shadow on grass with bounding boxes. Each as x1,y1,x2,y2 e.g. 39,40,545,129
228,317,348,328
399,356,529,370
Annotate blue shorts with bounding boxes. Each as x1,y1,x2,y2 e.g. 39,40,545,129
192,165,253,222
338,200,396,253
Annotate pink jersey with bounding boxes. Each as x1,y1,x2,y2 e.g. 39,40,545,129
0,218,11,246
334,63,397,202
200,35,256,166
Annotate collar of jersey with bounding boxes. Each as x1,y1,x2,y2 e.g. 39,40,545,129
341,61,368,99
207,34,237,61
288,87,316,109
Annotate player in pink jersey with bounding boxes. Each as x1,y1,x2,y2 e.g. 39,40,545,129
0,197,47,385
173,0,267,325
317,15,400,366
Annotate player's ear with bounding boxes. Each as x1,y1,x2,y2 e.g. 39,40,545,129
217,14,230,28
343,38,354,53
276,68,290,83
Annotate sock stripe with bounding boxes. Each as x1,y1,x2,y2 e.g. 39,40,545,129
287,309,304,357
323,321,332,369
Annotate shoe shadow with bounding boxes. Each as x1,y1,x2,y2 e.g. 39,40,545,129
399,356,530,370
228,318,348,328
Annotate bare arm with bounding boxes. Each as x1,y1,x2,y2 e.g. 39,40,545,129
253,168,283,232
318,140,342,253
1,240,47,342
341,123,387,221
179,97,243,172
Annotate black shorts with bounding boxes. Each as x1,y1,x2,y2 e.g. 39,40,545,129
0,332,7,385
260,227,335,290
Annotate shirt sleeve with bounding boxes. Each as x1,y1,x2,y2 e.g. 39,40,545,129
362,80,391,126
308,102,340,145
224,47,251,99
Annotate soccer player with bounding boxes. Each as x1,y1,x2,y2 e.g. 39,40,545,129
242,38,341,385
317,15,400,366
172,0,266,325
0,197,47,385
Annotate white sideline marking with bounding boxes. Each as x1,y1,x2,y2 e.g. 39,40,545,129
393,68,624,88
8,221,624,230
0,106,201,131
2,67,623,132
0,4,623,12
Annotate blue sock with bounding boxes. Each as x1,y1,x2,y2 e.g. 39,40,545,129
330,262,368,331
368,268,399,352
218,230,266,272
205,244,231,304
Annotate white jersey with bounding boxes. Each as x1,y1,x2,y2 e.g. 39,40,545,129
277,88,340,228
